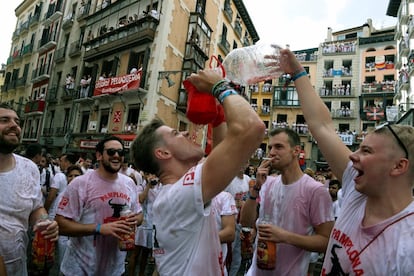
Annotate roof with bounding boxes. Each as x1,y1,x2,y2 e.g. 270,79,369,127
233,0,260,43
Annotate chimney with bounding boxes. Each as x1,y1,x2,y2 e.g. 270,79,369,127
326,27,332,42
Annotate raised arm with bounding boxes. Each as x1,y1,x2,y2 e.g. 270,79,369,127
186,70,266,204
279,49,352,180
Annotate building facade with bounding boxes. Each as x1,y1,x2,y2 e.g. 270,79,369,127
2,0,259,157
387,0,414,126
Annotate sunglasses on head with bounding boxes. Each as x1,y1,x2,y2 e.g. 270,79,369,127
104,148,125,157
375,122,408,159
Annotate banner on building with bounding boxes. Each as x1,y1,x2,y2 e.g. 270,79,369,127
386,106,399,122
366,107,385,121
93,68,143,96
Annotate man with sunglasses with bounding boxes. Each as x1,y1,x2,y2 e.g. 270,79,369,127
130,69,265,275
278,49,414,274
55,136,143,275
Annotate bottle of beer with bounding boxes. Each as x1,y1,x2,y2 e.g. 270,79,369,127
118,207,136,251
256,215,276,270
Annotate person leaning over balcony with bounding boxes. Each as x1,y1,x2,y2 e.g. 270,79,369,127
130,69,265,275
277,48,414,275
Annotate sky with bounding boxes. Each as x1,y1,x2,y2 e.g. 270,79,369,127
0,0,397,64
243,0,397,50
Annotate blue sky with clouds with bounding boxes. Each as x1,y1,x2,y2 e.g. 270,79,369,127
0,0,397,64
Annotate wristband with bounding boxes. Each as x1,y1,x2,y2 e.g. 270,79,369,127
218,90,238,104
292,70,307,81
95,223,101,235
247,192,257,200
93,223,101,247
211,80,228,97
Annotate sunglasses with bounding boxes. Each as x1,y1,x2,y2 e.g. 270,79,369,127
104,148,125,157
376,123,408,159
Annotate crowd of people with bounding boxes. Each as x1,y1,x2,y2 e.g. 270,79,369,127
1,46,413,276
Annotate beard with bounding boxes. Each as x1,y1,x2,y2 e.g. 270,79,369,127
101,159,121,174
0,136,19,154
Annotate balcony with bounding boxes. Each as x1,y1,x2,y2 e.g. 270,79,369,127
223,4,233,21
77,2,91,21
319,87,355,97
218,37,230,55
54,47,66,63
38,33,58,53
43,128,55,137
61,88,79,101
12,28,20,40
47,86,58,103
44,1,63,25
29,13,41,27
22,131,39,141
361,83,395,94
259,105,271,116
399,39,410,57
321,41,356,55
331,108,356,119
24,99,45,114
398,2,409,25
16,77,27,88
234,20,242,38
62,14,74,29
84,16,159,61
69,41,82,57
6,56,13,65
22,43,34,56
32,63,51,83
20,21,29,35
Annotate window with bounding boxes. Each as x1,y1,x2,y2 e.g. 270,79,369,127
365,76,375,83
178,121,188,132
324,101,332,111
384,74,394,82
232,41,237,50
362,123,374,131
80,111,89,133
48,110,55,130
126,105,140,130
338,123,350,133
276,114,287,123
99,109,110,132
63,108,70,132
128,51,145,73
296,114,305,124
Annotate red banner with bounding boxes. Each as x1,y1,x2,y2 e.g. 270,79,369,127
93,68,142,96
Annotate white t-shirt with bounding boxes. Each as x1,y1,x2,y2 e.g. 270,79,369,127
152,164,224,275
0,154,43,276
135,181,161,248
225,174,250,220
212,191,237,276
322,161,414,275
247,174,334,276
56,170,141,275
